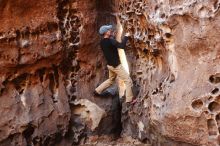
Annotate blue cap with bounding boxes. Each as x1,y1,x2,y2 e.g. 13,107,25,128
99,25,113,35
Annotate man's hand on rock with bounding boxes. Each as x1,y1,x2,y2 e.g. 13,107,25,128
125,32,131,37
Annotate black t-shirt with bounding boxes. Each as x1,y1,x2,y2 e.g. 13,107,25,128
100,36,129,67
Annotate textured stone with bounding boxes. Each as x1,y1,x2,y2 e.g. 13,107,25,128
1,0,220,146
0,0,121,145
71,99,107,131
116,0,220,145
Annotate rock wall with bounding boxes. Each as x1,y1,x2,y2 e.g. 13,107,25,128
1,0,220,146
116,0,220,145
0,0,121,145
0,0,70,145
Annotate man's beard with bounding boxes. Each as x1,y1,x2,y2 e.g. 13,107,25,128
110,32,116,39
110,35,115,39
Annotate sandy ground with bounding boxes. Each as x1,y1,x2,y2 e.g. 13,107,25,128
79,135,151,146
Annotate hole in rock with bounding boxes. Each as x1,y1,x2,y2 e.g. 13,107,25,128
165,33,172,38
71,95,77,101
12,73,28,94
159,82,162,90
204,110,209,115
19,89,24,94
48,73,58,103
155,5,159,11
15,30,21,39
38,68,46,82
209,73,220,84
191,99,203,110
216,113,220,127
152,49,160,57
208,96,214,101
152,88,159,95
143,48,148,54
207,119,218,136
52,65,59,88
0,88,4,95
23,27,30,38
170,74,175,83
208,102,220,112
212,88,219,94
23,124,35,146
160,13,165,18
49,73,55,91
214,0,220,9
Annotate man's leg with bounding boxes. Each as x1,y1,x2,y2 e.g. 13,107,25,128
95,66,117,94
113,64,134,102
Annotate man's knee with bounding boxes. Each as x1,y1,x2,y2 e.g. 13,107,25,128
108,77,116,84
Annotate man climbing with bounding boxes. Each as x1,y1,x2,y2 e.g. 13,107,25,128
94,25,136,104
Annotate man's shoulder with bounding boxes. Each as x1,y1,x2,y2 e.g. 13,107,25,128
109,38,117,44
100,38,112,44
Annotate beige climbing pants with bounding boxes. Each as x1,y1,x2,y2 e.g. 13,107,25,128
95,64,134,102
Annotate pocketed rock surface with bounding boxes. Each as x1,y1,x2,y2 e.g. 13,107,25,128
117,0,220,145
0,0,220,146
